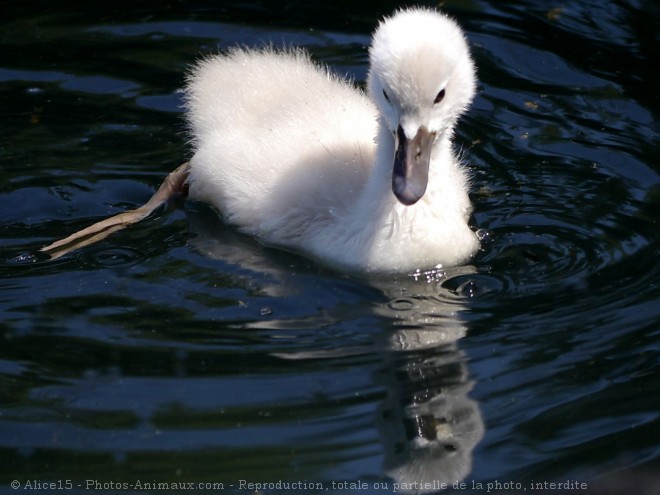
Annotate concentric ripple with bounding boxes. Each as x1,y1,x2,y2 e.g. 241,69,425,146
87,245,144,268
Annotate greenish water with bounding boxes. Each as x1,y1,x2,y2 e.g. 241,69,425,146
1,1,658,494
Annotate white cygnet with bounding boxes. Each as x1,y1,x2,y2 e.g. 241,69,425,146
43,8,479,274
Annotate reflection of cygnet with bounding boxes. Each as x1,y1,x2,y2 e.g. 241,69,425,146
376,276,484,494
381,380,484,493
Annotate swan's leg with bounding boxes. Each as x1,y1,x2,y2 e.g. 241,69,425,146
41,162,191,259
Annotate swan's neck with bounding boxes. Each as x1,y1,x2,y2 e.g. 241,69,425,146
342,119,474,272
356,119,456,222
360,121,398,208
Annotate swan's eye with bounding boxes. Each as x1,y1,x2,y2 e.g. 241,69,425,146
383,89,391,103
434,89,446,104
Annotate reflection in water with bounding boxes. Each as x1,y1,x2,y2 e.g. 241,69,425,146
375,283,484,493
187,206,484,491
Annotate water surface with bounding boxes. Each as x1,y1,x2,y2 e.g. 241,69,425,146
1,1,658,493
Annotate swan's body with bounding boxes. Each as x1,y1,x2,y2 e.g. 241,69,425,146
42,8,479,272
185,8,479,273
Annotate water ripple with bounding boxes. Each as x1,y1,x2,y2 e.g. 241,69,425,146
87,246,143,268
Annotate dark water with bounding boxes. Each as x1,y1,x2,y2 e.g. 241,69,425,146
1,1,658,494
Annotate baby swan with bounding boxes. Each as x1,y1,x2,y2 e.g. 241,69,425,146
186,7,478,273
42,8,479,274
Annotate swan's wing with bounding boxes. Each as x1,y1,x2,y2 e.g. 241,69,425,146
185,48,378,238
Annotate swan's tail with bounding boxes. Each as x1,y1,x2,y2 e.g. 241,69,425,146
41,162,191,259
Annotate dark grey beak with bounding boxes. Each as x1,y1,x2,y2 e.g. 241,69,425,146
392,125,434,206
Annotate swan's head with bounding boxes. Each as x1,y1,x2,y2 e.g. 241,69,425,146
367,8,476,205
